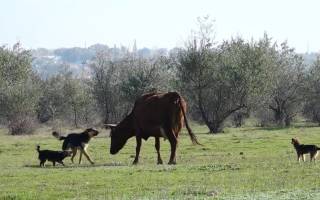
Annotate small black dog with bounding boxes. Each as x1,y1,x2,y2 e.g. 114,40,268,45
37,145,72,167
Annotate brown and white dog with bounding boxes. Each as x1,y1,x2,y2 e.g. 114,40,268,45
291,138,320,162
52,128,99,164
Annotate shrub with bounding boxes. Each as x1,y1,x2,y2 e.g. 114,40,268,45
8,116,37,135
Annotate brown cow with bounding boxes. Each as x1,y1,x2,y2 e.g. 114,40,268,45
105,92,200,165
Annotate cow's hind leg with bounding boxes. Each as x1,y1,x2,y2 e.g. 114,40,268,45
133,136,142,165
155,137,163,164
166,129,177,165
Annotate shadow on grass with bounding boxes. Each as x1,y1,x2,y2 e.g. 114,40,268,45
240,123,320,132
24,162,126,169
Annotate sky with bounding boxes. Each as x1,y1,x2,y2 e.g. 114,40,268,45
0,0,319,53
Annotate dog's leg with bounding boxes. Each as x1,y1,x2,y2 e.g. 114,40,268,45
311,152,318,163
71,148,77,164
80,148,94,164
40,160,46,167
314,151,318,162
79,150,83,164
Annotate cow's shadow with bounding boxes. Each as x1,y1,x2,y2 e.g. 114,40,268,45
24,162,126,169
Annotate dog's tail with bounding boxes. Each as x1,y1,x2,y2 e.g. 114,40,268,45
52,131,66,140
36,145,40,152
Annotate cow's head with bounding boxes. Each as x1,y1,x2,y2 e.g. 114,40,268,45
105,123,132,155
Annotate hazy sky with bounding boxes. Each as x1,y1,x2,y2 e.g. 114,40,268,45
1,0,319,52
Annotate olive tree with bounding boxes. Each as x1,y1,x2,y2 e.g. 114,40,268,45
37,65,96,126
120,56,174,104
0,43,41,134
303,55,320,125
175,18,273,133
90,51,124,124
267,42,305,126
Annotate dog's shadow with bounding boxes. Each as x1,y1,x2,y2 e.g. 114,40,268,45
24,162,126,169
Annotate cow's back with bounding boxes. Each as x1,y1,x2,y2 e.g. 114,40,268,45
132,92,185,136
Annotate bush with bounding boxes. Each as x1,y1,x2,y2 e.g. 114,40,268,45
8,116,37,135
254,108,274,127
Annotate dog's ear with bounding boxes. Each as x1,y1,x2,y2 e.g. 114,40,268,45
87,128,99,137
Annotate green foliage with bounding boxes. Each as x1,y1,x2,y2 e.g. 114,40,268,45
0,43,41,134
0,43,32,86
175,19,273,133
37,68,96,126
90,52,124,123
90,50,174,124
263,42,305,126
120,57,174,103
303,55,320,124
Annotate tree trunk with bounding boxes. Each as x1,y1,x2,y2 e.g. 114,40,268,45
273,108,285,127
72,105,78,128
84,109,89,124
207,121,223,134
285,116,291,127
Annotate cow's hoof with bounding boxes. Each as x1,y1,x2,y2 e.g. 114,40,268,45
157,160,163,165
168,161,176,165
132,160,139,165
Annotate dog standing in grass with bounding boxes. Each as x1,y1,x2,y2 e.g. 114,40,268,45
291,138,320,162
37,145,72,167
52,128,99,164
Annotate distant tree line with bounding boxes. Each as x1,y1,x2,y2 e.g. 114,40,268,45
1,18,320,134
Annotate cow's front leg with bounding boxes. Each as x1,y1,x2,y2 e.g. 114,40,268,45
133,136,142,165
155,137,163,164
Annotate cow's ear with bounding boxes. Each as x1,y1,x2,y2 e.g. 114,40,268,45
105,124,116,130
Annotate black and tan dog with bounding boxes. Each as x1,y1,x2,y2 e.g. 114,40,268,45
291,138,320,162
52,128,99,164
37,145,72,167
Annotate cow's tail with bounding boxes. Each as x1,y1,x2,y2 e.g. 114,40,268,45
52,131,66,140
178,95,201,145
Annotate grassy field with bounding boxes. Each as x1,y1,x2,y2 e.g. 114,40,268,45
1,124,320,200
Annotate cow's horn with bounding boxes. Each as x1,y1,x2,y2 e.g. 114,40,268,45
104,124,117,129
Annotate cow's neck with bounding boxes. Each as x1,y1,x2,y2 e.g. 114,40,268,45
118,113,135,140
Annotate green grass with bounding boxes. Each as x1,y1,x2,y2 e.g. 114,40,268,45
1,125,320,199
